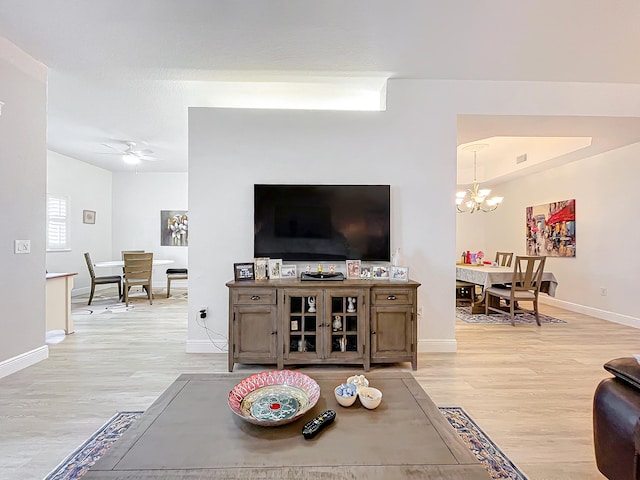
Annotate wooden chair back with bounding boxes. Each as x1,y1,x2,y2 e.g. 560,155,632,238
121,250,145,260
511,256,546,293
84,252,96,279
123,252,153,283
495,251,514,267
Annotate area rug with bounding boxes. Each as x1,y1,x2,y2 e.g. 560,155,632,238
456,306,566,324
44,408,527,480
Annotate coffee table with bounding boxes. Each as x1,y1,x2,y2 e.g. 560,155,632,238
86,372,490,479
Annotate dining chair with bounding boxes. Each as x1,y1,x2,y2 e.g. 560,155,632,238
121,250,144,259
456,281,476,307
84,252,122,305
123,252,153,306
484,255,547,326
495,251,514,267
166,268,188,298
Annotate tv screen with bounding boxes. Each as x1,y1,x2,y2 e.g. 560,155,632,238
254,184,390,262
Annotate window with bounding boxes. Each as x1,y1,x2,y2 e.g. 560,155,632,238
47,194,70,251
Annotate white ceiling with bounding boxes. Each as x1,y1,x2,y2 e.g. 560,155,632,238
1,0,640,177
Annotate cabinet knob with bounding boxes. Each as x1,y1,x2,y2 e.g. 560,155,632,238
371,331,376,334
387,295,396,300
271,331,277,335
250,295,260,300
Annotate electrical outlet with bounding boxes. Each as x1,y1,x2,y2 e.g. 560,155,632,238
418,306,423,317
14,239,30,254
600,288,607,296
199,307,208,319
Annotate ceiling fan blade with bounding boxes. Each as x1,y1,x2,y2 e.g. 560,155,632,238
100,143,126,154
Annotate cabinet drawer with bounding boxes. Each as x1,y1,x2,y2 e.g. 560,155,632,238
371,288,413,305
233,289,277,305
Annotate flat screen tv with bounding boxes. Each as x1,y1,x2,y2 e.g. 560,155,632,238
254,184,390,262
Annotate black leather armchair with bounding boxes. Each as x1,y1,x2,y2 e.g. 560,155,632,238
593,358,640,480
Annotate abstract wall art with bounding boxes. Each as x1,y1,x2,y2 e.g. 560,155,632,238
526,199,575,257
161,210,188,246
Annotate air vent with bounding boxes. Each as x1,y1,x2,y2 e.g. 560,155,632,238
516,153,528,164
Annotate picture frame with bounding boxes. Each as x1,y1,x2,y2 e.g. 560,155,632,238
281,264,297,278
371,265,390,280
345,259,361,280
360,264,372,279
254,257,269,280
390,266,409,282
268,258,283,279
82,209,96,224
233,262,255,281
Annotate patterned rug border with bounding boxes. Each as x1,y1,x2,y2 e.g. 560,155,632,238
440,406,528,479
456,306,566,325
44,408,527,480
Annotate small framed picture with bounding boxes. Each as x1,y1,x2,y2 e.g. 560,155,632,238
371,265,390,280
83,210,96,224
346,259,361,280
360,265,372,279
281,264,297,278
254,257,269,280
390,266,409,282
268,258,283,279
234,262,255,281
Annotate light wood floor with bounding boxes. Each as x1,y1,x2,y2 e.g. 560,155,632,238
2,286,632,479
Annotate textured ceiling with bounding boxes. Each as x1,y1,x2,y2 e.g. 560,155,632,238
1,0,639,175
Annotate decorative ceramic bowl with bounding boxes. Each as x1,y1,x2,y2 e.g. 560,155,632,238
228,370,320,427
334,382,358,407
359,386,383,410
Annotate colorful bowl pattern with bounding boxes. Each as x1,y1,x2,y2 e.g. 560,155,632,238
228,370,321,426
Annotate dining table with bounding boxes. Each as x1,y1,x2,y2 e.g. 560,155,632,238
94,259,174,300
456,263,558,313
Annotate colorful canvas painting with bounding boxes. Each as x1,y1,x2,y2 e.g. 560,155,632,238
161,210,188,246
526,199,575,257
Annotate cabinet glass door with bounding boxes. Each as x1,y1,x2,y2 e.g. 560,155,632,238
284,291,321,359
326,291,362,358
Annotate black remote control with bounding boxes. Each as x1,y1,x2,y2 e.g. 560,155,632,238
302,409,336,439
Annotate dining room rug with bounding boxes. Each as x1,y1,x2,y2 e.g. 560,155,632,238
44,408,527,480
456,306,566,324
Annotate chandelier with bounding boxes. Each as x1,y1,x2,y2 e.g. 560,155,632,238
456,144,504,214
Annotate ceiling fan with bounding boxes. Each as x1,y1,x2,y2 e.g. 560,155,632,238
99,141,157,164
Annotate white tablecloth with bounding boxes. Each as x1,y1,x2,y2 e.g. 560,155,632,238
456,264,558,296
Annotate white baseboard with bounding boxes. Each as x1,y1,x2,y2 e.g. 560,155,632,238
418,338,457,352
540,297,640,329
0,345,49,380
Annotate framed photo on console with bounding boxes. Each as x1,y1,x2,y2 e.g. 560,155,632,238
281,264,297,278
234,262,255,281
268,258,283,279
254,258,269,280
390,266,409,282
346,259,361,280
372,265,390,280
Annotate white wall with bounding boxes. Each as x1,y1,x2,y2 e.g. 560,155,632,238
0,37,48,376
46,150,113,293
111,172,188,286
188,79,640,354
457,142,640,325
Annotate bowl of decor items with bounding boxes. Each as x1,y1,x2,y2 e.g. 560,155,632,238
334,382,358,407
228,370,320,426
358,386,383,410
346,374,369,392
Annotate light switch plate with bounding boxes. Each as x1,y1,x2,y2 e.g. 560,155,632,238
14,239,30,254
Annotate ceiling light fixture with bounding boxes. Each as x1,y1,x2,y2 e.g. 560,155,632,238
456,144,504,214
123,153,141,165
